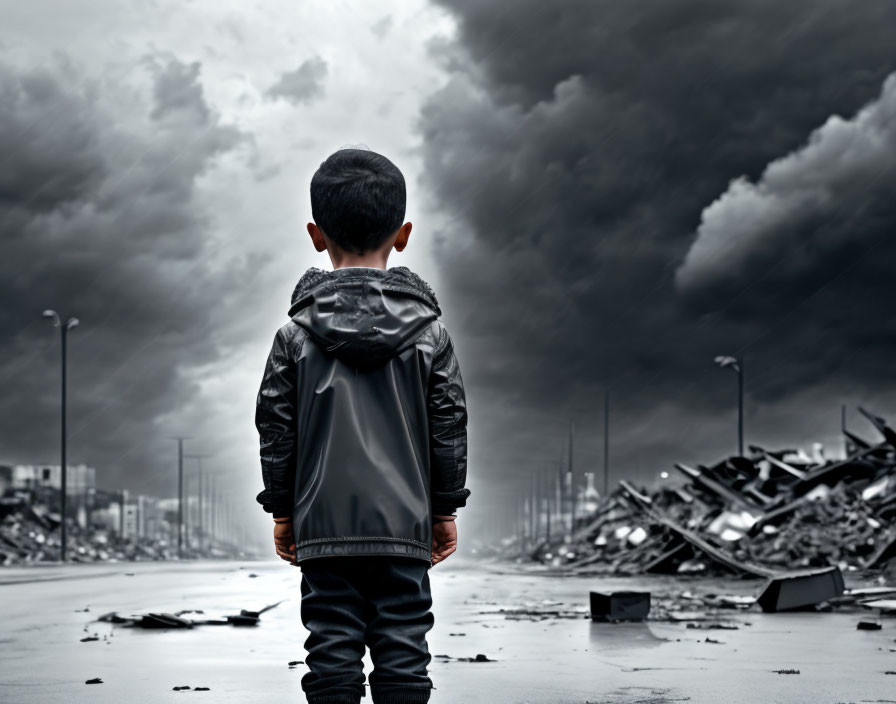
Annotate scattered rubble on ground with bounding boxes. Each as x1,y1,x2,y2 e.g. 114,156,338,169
92,600,284,631
522,407,896,585
433,653,495,663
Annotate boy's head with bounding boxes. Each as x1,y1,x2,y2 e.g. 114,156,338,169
308,147,411,260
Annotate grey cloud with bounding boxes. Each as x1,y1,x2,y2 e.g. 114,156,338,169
0,67,107,214
676,72,896,304
265,56,327,105
148,56,211,124
0,56,248,495
372,15,393,39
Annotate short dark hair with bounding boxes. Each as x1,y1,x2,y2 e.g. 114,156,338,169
310,147,406,255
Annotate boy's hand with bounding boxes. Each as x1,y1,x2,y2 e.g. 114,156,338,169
431,517,457,566
273,519,296,563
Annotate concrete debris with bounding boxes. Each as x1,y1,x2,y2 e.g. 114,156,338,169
590,591,651,622
93,600,284,630
139,613,194,629
756,567,845,613
522,406,896,580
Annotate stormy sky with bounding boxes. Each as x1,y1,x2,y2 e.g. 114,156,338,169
3,1,896,538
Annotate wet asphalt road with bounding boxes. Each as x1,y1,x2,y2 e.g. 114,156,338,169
1,557,894,703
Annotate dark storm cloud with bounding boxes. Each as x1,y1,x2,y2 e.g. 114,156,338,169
419,0,896,509
677,73,896,304
0,56,248,494
265,56,328,105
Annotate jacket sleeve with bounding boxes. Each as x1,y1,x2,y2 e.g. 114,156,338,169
254,325,299,519
427,323,471,516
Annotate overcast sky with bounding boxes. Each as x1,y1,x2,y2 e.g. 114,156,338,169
3,1,896,538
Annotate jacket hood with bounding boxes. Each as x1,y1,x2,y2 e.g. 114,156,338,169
288,266,441,368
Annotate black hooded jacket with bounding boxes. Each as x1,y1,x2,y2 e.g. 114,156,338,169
254,265,470,564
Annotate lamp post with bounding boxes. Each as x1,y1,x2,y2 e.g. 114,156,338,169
714,355,744,457
184,453,213,552
42,310,79,562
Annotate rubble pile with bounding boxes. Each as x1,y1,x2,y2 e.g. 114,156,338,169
528,407,896,578
0,505,253,565
0,506,176,564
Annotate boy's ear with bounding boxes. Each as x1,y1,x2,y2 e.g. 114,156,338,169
307,223,328,253
393,222,412,252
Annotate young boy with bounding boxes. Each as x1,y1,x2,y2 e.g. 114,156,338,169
254,147,470,704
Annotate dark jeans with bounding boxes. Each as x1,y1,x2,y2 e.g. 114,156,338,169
299,556,434,704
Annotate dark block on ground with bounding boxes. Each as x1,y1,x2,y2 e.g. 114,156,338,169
756,566,845,613
590,591,651,622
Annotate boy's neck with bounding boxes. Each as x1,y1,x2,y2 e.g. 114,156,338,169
328,250,389,271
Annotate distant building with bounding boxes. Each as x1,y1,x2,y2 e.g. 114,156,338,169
12,463,96,496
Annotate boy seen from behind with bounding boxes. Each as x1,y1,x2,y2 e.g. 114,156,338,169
254,147,470,704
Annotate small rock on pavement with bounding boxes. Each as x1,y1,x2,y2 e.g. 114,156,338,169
85,677,103,685
460,653,495,662
772,669,800,675
173,685,191,691
857,620,883,631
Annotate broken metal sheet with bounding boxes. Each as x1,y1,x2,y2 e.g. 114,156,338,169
755,567,845,613
137,613,194,629
644,539,691,574
858,406,896,447
674,463,760,511
865,533,896,569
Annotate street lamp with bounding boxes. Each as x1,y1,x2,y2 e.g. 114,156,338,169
43,309,79,562
714,354,744,457
184,453,213,553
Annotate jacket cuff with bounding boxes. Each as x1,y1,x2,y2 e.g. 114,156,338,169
255,489,293,518
431,488,470,517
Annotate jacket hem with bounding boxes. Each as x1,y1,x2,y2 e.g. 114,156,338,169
294,537,432,564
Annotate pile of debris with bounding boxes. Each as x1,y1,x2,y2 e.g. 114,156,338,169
0,505,257,565
527,407,896,579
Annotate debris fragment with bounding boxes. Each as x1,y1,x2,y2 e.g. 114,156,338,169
139,613,194,629
857,620,883,631
590,591,651,622
458,653,494,662
756,567,845,613
85,677,103,684
772,669,800,675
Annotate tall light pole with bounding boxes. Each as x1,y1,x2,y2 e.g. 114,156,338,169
43,310,79,562
567,420,575,536
171,437,191,558
184,453,212,553
714,355,744,456
603,389,610,497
